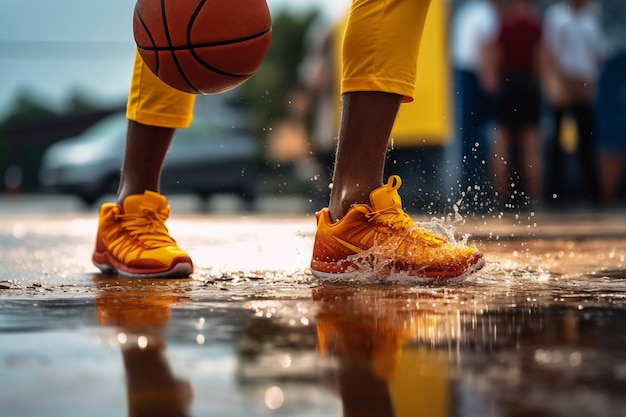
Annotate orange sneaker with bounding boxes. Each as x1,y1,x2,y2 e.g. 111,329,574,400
92,191,193,278
310,175,484,280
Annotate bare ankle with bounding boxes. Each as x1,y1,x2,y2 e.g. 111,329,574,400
328,189,373,222
328,203,349,223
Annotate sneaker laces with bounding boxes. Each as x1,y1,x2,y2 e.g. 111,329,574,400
365,206,445,244
107,206,177,249
365,206,414,230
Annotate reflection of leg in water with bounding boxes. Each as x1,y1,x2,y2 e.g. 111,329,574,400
317,312,396,417
122,347,192,417
95,279,192,417
314,286,452,417
338,361,394,417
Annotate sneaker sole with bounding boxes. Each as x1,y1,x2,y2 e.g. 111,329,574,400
310,254,486,283
92,252,193,278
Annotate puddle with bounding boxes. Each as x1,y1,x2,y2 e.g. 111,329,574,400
1,212,625,416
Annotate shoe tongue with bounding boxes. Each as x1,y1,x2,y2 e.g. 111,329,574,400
369,175,403,211
122,191,167,214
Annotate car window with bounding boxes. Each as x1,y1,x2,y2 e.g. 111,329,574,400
78,114,127,144
175,110,251,142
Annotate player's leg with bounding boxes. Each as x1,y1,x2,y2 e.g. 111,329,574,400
311,0,484,280
117,121,175,204
119,51,197,203
328,0,428,222
328,91,402,222
92,52,196,278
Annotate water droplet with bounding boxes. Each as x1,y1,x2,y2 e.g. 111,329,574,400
264,386,284,410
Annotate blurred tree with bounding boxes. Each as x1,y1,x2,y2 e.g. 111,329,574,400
0,90,58,126
0,90,120,192
0,92,57,191
234,9,321,135
64,89,101,115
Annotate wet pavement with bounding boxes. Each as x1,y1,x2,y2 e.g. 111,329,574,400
1,195,625,417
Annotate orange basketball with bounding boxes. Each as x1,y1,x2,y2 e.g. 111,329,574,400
133,0,272,94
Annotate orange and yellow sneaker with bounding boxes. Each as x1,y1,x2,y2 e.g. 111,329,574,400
310,175,484,281
92,191,193,278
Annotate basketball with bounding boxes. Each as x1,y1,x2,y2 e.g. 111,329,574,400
133,0,272,94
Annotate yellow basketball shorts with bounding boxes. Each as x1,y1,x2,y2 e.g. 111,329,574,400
126,51,196,129
126,0,430,126
342,0,431,103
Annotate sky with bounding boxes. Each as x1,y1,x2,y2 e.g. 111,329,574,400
0,0,348,119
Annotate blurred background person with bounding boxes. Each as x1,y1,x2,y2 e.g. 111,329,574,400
540,0,605,208
264,86,322,203
594,49,626,207
488,0,544,210
299,22,339,195
450,0,501,212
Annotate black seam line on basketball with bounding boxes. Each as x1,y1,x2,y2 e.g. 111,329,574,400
188,0,208,47
134,44,255,77
183,0,211,90
183,0,255,79
135,7,160,74
134,44,253,78
136,26,272,52
161,0,202,93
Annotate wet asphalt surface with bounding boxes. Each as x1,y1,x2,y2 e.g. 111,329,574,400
1,194,625,417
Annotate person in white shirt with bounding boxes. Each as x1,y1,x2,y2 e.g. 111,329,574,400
450,0,501,211
541,0,605,207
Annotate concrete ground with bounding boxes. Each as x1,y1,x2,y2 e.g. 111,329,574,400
1,194,625,417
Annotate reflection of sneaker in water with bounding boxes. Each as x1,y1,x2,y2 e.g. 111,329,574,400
92,191,193,278
310,175,484,280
